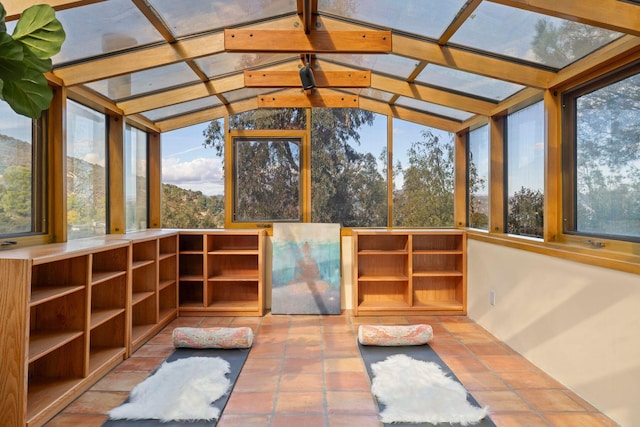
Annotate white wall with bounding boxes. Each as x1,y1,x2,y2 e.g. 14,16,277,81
467,239,640,427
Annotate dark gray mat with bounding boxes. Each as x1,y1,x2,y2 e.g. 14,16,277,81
103,347,250,426
358,343,496,427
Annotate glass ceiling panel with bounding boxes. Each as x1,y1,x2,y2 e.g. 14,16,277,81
52,0,165,65
320,54,418,80
358,88,394,103
195,53,296,79
318,0,468,40
148,0,296,37
449,2,623,69
225,88,274,103
415,64,524,102
142,96,222,122
85,63,200,101
395,97,474,122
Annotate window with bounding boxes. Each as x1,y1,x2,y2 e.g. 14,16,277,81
506,101,544,238
393,119,455,227
161,121,224,228
563,63,640,241
66,100,107,239
311,109,387,227
0,102,45,238
232,135,302,223
124,124,148,231
467,125,489,230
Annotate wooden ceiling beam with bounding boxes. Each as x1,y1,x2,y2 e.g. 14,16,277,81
359,98,462,133
370,74,496,116
488,0,640,37
393,34,554,88
439,0,483,45
117,74,244,115
244,70,371,88
257,91,359,108
3,0,104,20
53,32,225,86
224,29,392,53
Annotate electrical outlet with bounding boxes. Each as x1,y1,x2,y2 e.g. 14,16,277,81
490,290,496,305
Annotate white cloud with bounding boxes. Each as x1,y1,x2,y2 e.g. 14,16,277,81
162,156,224,196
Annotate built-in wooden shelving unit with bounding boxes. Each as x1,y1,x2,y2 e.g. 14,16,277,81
178,229,265,317
352,229,466,316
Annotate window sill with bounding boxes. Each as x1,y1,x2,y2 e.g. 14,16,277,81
466,229,640,276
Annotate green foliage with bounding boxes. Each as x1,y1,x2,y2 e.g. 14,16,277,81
394,130,455,227
0,3,65,119
467,150,488,229
310,108,387,227
507,187,543,238
0,164,31,233
161,183,224,228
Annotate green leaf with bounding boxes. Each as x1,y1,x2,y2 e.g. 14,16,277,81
2,68,52,119
22,45,51,73
0,3,6,33
0,32,26,81
12,4,65,60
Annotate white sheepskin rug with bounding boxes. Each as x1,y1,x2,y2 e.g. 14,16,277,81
371,354,489,425
109,356,231,422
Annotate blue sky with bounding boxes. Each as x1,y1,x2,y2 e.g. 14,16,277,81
160,115,454,197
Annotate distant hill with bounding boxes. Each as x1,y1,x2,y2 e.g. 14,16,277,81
162,183,224,228
0,133,32,173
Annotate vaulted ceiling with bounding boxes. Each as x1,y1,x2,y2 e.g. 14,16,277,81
6,0,640,133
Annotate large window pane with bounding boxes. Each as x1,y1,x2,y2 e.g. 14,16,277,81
66,100,107,239
393,120,455,227
125,125,148,232
161,121,224,228
573,71,640,239
0,102,42,236
233,137,301,222
467,125,489,230
506,101,544,238
311,109,387,227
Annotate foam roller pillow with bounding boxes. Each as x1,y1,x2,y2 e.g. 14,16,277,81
358,324,433,346
172,327,254,349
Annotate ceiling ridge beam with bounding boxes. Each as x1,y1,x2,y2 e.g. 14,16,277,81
487,0,640,37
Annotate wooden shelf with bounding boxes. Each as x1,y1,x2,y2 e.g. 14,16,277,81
91,270,126,285
28,330,84,363
132,290,155,305
90,308,125,329
30,285,84,306
132,259,155,269
353,229,466,316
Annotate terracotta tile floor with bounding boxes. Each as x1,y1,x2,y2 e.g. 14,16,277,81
45,312,618,427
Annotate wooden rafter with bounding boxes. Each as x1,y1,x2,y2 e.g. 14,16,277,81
53,32,225,85
244,70,371,88
393,34,554,88
439,0,483,45
224,29,392,53
117,75,244,115
3,0,104,20
488,0,640,37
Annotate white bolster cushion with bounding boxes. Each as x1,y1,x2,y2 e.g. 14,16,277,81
172,327,254,349
358,324,433,346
